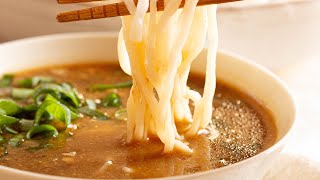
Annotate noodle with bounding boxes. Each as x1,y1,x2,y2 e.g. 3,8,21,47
118,0,219,153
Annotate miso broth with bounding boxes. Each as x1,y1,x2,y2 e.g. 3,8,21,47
0,63,277,179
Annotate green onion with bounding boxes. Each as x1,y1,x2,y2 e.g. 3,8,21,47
33,83,65,104
78,107,109,120
70,111,78,120
44,94,57,102
60,83,81,107
23,104,38,112
103,93,121,107
18,76,53,88
0,74,14,88
8,134,24,147
12,88,34,99
33,83,80,107
0,135,5,144
26,124,58,139
17,78,32,88
43,111,54,121
5,126,18,134
0,109,5,115
0,114,19,126
86,99,96,110
35,76,53,85
114,108,128,121
90,81,133,91
0,99,22,116
71,111,79,120
19,119,34,132
34,99,71,127
44,94,78,120
61,83,82,102
44,95,78,120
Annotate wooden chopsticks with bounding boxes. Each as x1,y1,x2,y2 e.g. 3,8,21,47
56,0,241,23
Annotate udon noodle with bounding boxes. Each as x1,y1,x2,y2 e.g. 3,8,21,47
118,0,219,153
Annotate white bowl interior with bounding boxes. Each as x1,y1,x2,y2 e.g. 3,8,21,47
0,33,295,180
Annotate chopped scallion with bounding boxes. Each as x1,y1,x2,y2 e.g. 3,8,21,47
17,78,32,88
114,108,128,121
5,126,18,134
8,134,24,147
19,119,34,132
12,88,34,99
33,76,53,86
0,99,22,116
90,81,132,91
44,94,78,120
34,98,71,127
0,135,4,144
103,93,121,107
18,76,53,88
26,124,58,139
0,114,19,126
86,99,96,110
78,107,109,120
33,83,80,107
0,74,14,88
0,109,5,115
23,104,38,112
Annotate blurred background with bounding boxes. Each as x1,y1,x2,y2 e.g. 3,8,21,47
1,0,320,178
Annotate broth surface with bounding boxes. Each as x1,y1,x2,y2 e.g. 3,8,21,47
0,63,277,179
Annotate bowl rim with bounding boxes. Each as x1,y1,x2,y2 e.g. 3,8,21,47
0,32,297,180
0,32,119,47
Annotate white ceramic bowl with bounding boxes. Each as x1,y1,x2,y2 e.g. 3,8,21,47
0,33,296,180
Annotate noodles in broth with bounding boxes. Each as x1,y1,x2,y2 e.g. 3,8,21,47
118,0,219,153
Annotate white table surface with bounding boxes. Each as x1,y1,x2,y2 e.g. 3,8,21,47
263,57,320,179
278,57,320,162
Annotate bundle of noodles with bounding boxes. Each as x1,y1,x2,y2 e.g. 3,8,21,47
118,0,219,154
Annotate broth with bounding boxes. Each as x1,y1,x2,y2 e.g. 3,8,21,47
0,63,277,179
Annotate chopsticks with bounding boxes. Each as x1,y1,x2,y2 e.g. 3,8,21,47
57,0,241,23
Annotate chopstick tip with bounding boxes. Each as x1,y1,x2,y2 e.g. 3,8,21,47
56,14,66,23
57,0,64,4
56,13,77,23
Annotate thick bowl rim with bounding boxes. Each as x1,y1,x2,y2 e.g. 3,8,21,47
0,32,297,180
